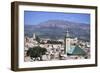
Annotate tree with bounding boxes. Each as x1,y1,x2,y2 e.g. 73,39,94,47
26,46,47,61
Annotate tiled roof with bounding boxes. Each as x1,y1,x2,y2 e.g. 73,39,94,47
68,45,86,55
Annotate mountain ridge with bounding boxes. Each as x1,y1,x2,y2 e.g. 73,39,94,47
24,20,90,41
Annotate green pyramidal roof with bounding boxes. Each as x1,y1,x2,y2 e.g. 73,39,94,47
71,45,86,55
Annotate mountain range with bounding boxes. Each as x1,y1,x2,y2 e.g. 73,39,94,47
24,20,90,41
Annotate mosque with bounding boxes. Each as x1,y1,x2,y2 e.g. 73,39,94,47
64,30,86,57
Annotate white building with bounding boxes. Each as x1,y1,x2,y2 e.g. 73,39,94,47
64,30,80,55
64,30,72,54
33,33,36,40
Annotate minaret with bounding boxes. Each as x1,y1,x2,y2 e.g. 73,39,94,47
64,29,71,55
33,33,36,40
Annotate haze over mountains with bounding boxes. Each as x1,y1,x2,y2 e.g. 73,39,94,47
24,20,90,41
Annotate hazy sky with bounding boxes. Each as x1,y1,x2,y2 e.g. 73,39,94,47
24,11,90,25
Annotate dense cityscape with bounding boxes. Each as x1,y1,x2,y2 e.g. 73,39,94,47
24,31,90,62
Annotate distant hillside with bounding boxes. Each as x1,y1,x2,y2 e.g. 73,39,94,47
24,20,90,41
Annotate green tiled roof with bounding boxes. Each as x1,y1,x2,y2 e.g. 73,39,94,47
68,45,86,56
